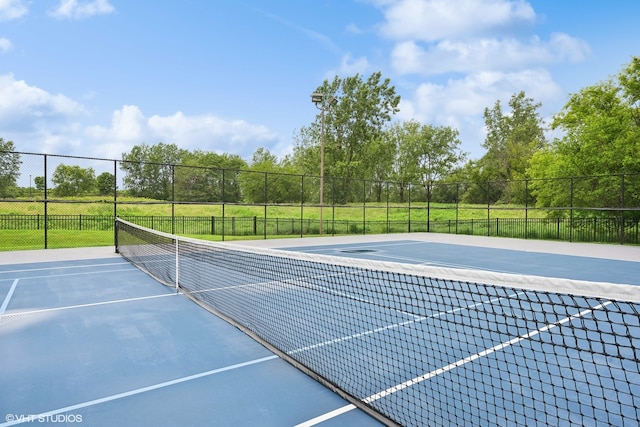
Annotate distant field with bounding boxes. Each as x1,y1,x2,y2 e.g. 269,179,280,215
0,197,556,251
0,197,530,221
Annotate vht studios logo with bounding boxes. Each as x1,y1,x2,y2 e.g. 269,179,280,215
5,414,83,423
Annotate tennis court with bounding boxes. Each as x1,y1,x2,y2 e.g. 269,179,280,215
1,223,639,426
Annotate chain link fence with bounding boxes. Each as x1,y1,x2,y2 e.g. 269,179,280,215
1,151,638,250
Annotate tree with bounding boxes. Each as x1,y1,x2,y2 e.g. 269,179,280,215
293,71,400,202
174,150,247,202
390,121,466,202
120,143,186,200
0,138,21,198
241,148,301,204
96,172,115,196
52,164,96,196
528,56,640,216
478,91,546,203
34,176,45,191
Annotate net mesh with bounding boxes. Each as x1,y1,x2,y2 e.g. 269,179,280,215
115,218,640,426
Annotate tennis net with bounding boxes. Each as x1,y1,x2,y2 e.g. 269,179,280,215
115,218,640,426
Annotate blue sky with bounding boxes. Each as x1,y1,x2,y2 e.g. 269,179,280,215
1,0,639,165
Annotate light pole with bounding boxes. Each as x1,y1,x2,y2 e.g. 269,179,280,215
311,92,336,235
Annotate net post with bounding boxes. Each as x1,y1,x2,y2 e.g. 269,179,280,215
114,217,119,253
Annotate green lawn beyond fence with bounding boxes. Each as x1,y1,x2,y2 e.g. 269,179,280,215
0,213,637,251
2,151,638,250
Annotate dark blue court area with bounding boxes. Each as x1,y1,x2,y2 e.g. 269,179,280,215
1,236,639,426
0,250,382,427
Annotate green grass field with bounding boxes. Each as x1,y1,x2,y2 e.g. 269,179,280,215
4,196,626,251
0,197,529,220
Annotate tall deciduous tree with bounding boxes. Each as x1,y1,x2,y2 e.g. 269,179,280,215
174,150,247,202
389,121,466,202
52,164,96,196
479,91,546,203
96,172,115,196
34,176,45,191
294,71,400,202
528,56,640,215
241,148,301,203
0,138,21,198
121,143,186,200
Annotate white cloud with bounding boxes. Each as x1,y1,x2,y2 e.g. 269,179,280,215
337,53,370,75
0,74,85,130
547,32,591,62
85,105,145,143
86,106,279,159
0,37,12,52
346,23,364,35
0,0,28,21
403,69,560,121
0,74,280,159
148,111,278,150
391,33,590,75
49,0,115,20
379,0,536,41
398,69,561,155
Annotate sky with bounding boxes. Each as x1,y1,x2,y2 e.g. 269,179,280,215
1,0,639,167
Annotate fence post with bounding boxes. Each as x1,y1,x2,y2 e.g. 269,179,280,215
408,184,411,233
486,181,491,237
171,165,175,235
332,177,336,236
113,160,118,247
44,154,48,249
221,169,225,242
300,175,304,238
525,179,529,239
427,182,431,233
455,183,459,235
362,178,366,235
569,177,574,242
386,181,390,234
620,174,625,244
263,172,267,239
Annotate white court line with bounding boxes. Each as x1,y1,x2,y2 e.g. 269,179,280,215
289,291,522,355
0,268,135,283
0,279,19,315
295,241,425,254
294,300,613,426
0,262,130,275
0,355,278,427
187,265,526,352
365,251,518,274
0,268,137,282
186,265,427,320
295,404,357,427
0,293,177,320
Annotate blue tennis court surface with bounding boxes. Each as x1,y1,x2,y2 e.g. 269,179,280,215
282,240,639,284
0,249,382,426
1,235,639,426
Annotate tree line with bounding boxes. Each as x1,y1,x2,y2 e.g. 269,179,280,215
1,58,639,216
